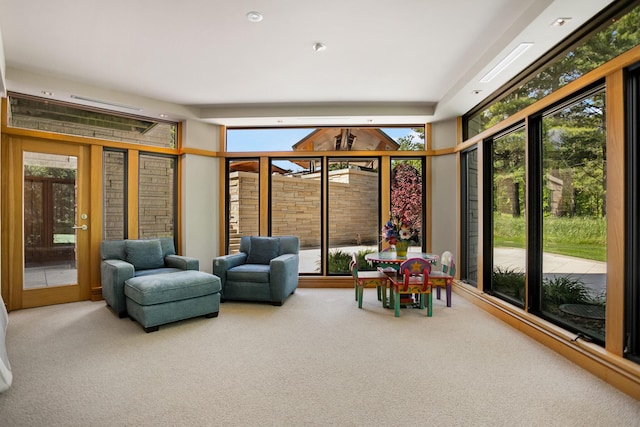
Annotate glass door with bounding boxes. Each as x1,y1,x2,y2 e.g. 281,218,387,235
4,138,90,309
23,152,79,288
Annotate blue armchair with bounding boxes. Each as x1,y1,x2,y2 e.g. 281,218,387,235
213,236,299,306
100,238,199,317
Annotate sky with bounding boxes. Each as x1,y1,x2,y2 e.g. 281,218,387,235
226,127,421,152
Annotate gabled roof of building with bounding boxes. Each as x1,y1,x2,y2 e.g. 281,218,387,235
292,128,399,152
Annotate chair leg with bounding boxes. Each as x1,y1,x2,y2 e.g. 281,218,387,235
446,284,452,307
436,286,441,300
355,285,358,301
357,286,364,308
427,293,433,317
381,285,388,308
394,290,401,317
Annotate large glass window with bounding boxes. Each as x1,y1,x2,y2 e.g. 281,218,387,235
103,150,126,240
7,93,177,148
227,159,260,254
625,61,640,363
327,157,380,275
491,127,526,306
390,158,424,254
538,87,607,343
227,127,422,152
461,148,479,286
138,154,176,239
225,127,424,275
270,158,322,274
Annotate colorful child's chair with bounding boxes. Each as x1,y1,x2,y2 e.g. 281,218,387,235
393,258,433,317
350,253,389,309
430,250,455,307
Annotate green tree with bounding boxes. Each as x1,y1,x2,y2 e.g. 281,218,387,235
394,127,425,172
493,130,526,217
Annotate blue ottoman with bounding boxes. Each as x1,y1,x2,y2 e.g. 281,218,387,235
124,271,221,332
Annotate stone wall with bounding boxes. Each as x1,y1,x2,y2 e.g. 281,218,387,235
228,171,259,241
102,153,175,240
231,168,379,249
327,169,379,246
103,152,125,240
271,174,321,247
138,155,175,239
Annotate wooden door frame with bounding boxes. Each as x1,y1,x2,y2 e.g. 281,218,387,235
1,136,92,310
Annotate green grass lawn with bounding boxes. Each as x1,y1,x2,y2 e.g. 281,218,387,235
493,213,606,262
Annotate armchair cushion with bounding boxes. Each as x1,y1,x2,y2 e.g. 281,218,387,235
246,236,279,265
125,239,164,270
227,264,271,283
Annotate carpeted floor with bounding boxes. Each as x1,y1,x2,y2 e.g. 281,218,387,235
1,288,639,426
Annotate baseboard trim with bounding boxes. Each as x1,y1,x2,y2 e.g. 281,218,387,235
453,281,640,401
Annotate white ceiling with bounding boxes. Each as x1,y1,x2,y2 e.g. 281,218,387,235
0,0,613,127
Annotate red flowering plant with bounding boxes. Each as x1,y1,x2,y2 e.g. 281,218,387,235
381,213,420,246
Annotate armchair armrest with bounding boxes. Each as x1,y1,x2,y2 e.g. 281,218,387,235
165,254,199,271
212,252,247,286
100,259,135,317
269,253,299,302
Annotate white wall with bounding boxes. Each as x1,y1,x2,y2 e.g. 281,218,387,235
430,118,459,260
0,27,6,97
181,119,220,273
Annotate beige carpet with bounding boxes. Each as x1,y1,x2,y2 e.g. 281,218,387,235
1,288,639,426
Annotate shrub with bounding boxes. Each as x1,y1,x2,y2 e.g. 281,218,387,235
492,266,526,301
323,249,377,274
542,275,591,306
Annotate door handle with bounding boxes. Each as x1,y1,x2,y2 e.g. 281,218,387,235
72,225,88,231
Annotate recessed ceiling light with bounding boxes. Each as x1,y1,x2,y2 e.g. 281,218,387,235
472,90,482,95
41,90,54,96
246,11,263,22
313,42,326,52
552,17,572,27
